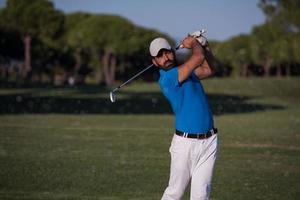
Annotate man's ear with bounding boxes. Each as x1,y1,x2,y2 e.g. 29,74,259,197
152,58,158,66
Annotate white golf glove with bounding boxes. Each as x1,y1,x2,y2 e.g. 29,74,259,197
196,36,208,46
188,30,208,46
189,30,205,37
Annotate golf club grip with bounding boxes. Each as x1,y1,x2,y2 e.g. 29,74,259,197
176,29,206,50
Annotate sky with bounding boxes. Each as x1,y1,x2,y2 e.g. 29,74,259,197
0,0,266,41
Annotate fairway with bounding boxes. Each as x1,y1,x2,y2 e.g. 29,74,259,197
0,78,299,200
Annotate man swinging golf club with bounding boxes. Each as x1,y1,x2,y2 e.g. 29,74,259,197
150,34,218,200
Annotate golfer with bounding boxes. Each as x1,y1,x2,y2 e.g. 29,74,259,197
149,35,218,200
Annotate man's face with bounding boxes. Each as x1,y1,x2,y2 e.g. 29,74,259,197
152,49,176,70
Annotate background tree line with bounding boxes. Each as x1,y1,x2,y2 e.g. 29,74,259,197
0,0,299,86
211,0,300,77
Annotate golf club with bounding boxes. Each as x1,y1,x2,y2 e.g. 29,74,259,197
109,64,154,102
109,29,207,103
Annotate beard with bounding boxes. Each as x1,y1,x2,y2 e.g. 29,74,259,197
165,61,173,68
164,58,177,69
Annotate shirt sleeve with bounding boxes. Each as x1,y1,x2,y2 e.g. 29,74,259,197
159,67,181,112
160,67,180,88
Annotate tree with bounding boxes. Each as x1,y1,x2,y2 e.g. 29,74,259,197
269,35,293,76
291,34,300,63
61,12,92,84
0,0,64,79
64,14,133,85
257,0,300,76
64,13,174,86
290,33,300,75
212,34,253,77
259,0,300,32
224,35,253,77
250,23,286,76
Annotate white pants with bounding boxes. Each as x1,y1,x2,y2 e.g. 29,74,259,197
161,133,218,200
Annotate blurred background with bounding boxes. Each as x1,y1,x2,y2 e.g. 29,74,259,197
0,1,299,200
0,0,299,86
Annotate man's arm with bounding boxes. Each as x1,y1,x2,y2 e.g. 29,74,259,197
194,45,216,80
178,37,205,83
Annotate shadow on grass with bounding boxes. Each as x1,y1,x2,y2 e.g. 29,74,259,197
0,84,285,115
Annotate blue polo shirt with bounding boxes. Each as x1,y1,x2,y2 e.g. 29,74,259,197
159,66,213,134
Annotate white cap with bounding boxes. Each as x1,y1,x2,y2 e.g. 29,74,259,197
149,38,172,57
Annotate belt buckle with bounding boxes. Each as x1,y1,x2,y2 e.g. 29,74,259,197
183,132,188,138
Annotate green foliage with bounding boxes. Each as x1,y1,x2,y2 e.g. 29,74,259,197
250,23,284,66
0,0,65,75
251,1,300,71
291,34,300,63
210,1,300,77
213,34,253,76
269,35,292,65
1,0,64,39
63,12,174,76
64,13,173,56
1,0,299,81
259,0,300,31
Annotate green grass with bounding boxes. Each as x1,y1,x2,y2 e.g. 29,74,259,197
0,78,299,200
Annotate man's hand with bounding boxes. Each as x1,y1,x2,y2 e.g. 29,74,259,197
188,30,208,47
196,36,208,47
180,36,200,49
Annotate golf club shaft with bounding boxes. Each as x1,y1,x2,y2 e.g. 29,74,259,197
112,64,154,92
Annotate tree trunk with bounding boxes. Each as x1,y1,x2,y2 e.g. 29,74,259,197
23,35,31,79
276,65,281,77
75,47,82,72
240,63,249,77
93,50,103,84
102,50,111,86
286,64,291,76
0,63,8,79
102,49,116,86
110,55,116,85
68,47,83,85
95,69,103,84
263,57,273,77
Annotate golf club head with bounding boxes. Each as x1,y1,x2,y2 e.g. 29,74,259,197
109,91,116,103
